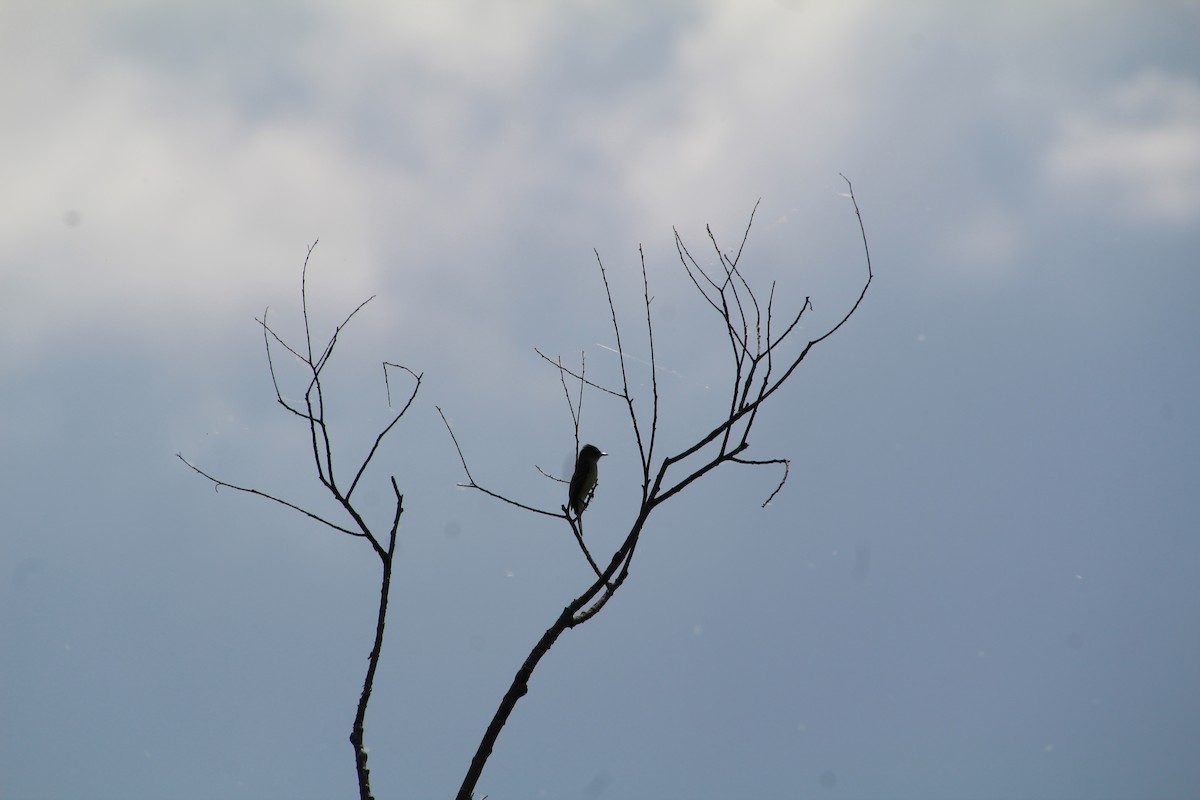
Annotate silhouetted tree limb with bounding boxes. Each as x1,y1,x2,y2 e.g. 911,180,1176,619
451,178,873,799
179,241,419,800
437,406,607,582
176,456,363,538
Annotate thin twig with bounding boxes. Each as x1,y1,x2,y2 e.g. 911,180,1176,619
176,453,365,538
566,514,606,582
595,250,647,468
258,311,308,420
348,365,421,501
729,455,791,507
639,245,659,478
437,407,564,520
301,240,318,363
533,348,625,398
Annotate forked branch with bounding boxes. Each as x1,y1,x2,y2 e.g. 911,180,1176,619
453,180,873,799
180,243,418,800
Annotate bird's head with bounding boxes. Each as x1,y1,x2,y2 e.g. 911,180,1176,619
579,444,606,461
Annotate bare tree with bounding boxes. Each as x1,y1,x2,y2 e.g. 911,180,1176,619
443,177,873,799
178,242,420,800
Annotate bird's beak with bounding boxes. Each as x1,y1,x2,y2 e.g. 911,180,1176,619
599,451,607,457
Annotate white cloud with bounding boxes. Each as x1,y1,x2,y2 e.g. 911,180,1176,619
1044,69,1200,226
6,0,1187,385
584,2,870,232
0,8,381,371
319,0,554,92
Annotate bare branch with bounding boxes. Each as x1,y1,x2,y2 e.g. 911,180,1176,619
840,173,875,281
312,295,377,378
301,239,318,363
574,352,585,454
706,223,752,358
751,181,873,409
674,230,726,320
571,585,616,624
176,453,365,539
676,230,748,355
386,476,404,555
565,513,607,582
764,282,777,382
729,455,791,507
348,365,422,502
258,310,309,420
729,198,761,272
437,406,564,520
649,440,750,510
639,245,660,478
677,225,751,455
351,476,404,800
764,296,813,352
552,354,580,436
655,184,874,497
534,464,564,483
185,244,418,800
305,368,336,490
595,249,648,469
534,348,625,398
456,186,873,799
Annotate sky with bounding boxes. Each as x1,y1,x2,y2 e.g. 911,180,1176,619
2,1,1199,798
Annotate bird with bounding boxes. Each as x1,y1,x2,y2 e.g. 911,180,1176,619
568,444,607,518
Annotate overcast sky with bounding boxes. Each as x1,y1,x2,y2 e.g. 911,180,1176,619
2,2,1198,799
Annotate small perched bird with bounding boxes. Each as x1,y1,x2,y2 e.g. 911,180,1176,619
568,444,607,518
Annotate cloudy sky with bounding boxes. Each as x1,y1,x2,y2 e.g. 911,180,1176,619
2,1,1198,798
